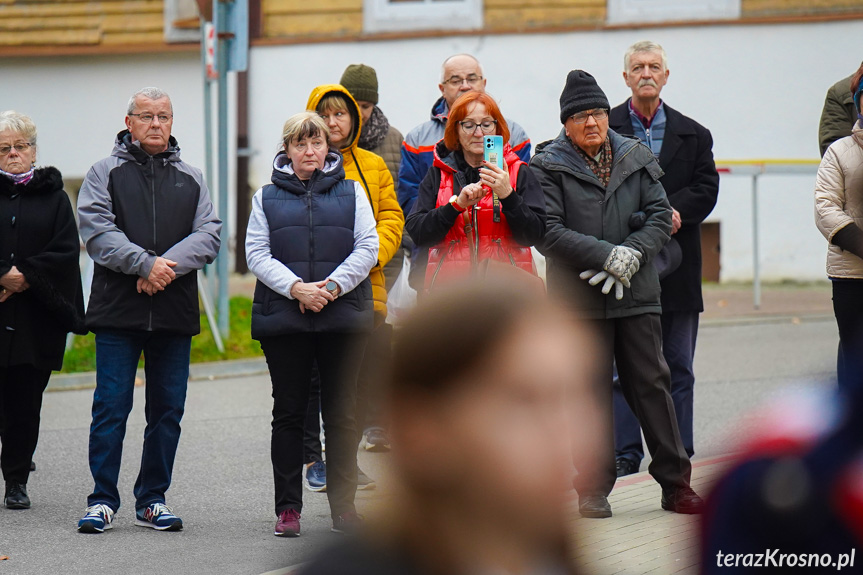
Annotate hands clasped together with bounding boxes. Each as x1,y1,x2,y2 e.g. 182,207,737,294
0,266,30,303
290,280,339,314
137,256,177,296
579,245,643,301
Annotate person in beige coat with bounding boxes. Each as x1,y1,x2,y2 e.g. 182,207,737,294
815,75,863,391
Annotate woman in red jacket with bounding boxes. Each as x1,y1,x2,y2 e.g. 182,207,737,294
405,92,546,292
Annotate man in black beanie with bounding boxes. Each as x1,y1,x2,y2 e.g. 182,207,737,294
531,69,703,518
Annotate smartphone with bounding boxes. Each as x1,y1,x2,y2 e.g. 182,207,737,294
483,135,505,170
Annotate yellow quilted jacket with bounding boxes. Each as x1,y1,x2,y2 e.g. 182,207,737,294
307,84,404,316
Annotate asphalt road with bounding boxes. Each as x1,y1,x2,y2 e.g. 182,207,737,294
0,316,839,575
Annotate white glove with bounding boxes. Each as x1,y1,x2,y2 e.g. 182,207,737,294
603,246,643,287
579,269,625,300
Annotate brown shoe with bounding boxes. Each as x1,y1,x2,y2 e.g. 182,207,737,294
661,486,704,514
579,494,612,518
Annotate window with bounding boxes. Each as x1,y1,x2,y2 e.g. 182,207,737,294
164,0,202,43
364,0,483,34
607,0,741,25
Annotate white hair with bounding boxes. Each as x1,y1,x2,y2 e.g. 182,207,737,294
127,87,173,115
440,54,483,83
0,110,37,147
624,41,668,72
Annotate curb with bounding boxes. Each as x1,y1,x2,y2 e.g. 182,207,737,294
47,357,268,392
700,313,833,327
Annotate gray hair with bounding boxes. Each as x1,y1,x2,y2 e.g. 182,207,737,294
127,87,173,115
624,41,668,72
0,110,37,147
440,54,483,83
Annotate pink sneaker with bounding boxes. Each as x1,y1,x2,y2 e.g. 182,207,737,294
275,509,301,537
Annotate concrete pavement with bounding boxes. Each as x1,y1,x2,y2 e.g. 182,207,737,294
1,283,841,574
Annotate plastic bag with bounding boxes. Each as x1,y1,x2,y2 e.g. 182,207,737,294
386,255,417,326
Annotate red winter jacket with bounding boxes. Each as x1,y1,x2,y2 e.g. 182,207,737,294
425,144,536,290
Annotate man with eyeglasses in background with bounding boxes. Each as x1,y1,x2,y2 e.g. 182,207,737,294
75,87,221,534
608,41,719,479
398,54,531,222
532,70,702,519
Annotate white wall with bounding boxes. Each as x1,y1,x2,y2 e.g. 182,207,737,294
0,53,205,179
3,20,860,280
248,19,860,282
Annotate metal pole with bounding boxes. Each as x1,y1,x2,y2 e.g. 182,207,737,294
752,172,761,310
201,17,217,309
216,0,230,339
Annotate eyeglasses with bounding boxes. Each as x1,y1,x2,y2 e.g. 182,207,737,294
444,75,483,88
459,120,497,135
292,140,327,152
570,110,608,124
0,143,32,156
129,113,173,124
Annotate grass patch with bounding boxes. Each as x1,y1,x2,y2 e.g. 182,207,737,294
61,296,262,374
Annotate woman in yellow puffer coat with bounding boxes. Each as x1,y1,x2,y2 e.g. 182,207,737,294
307,84,404,317
306,85,404,482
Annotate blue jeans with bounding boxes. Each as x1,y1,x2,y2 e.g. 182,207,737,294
86,330,191,512
614,311,699,464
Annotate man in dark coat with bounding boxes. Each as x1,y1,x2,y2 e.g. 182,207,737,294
532,69,702,518
76,88,221,534
608,41,719,477
819,64,862,157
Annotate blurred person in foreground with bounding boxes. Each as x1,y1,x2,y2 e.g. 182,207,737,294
246,112,378,538
609,40,719,477
815,75,863,392
701,385,863,573
819,61,863,157
0,110,85,510
300,279,596,575
305,84,403,490
76,88,221,533
405,91,546,293
532,70,702,518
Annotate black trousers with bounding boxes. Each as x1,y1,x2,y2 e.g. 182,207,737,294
833,280,863,391
303,318,392,462
0,364,51,484
579,314,691,497
261,332,365,520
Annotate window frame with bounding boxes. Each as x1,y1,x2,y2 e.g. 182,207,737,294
363,0,484,34
606,0,741,25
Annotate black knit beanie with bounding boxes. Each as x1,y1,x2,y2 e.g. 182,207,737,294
559,70,610,124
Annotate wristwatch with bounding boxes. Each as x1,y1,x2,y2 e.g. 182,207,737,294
449,195,467,213
326,280,339,298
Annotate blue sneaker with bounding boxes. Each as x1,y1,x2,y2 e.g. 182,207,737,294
77,504,115,533
135,502,183,531
304,461,327,492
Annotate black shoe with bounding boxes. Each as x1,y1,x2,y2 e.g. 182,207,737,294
616,458,639,477
30,461,36,472
661,486,704,514
579,494,612,518
332,511,364,534
4,482,30,510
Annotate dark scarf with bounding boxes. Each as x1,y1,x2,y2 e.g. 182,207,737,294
574,137,613,188
358,105,391,151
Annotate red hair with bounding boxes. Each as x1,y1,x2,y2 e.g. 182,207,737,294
443,92,510,152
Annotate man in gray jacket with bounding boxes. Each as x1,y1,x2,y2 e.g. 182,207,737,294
531,70,701,518
76,87,221,534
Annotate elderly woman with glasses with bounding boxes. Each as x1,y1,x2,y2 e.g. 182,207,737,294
405,91,546,292
0,111,85,510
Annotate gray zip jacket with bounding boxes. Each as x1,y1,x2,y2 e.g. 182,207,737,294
77,130,221,334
